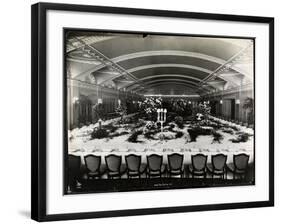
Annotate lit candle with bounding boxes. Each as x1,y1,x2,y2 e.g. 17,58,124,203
98,119,102,129
157,109,160,121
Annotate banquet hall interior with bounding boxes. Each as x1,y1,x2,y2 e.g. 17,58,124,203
65,31,254,194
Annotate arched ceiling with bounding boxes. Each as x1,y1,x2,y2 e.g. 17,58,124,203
66,31,254,96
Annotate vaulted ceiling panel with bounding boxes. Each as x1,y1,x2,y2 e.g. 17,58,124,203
66,31,254,96
92,35,242,60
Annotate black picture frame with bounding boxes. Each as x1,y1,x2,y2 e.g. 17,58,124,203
31,2,274,222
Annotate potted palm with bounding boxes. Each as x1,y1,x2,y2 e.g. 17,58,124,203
243,97,254,128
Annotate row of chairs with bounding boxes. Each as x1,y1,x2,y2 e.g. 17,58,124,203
68,153,250,181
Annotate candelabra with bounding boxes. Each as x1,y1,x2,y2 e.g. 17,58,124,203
98,119,102,129
157,108,167,140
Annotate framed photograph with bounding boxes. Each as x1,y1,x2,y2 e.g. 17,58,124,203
31,2,274,222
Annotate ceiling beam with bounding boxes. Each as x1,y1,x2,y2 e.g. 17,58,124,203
127,78,215,93
73,37,138,82
96,63,212,85
66,36,116,53
71,50,225,80
198,42,253,87
130,80,211,94
120,74,202,89
134,82,205,95
127,79,199,90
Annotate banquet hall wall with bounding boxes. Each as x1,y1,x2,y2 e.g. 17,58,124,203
67,79,254,129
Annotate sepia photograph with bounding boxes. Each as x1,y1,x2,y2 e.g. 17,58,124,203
64,30,255,194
